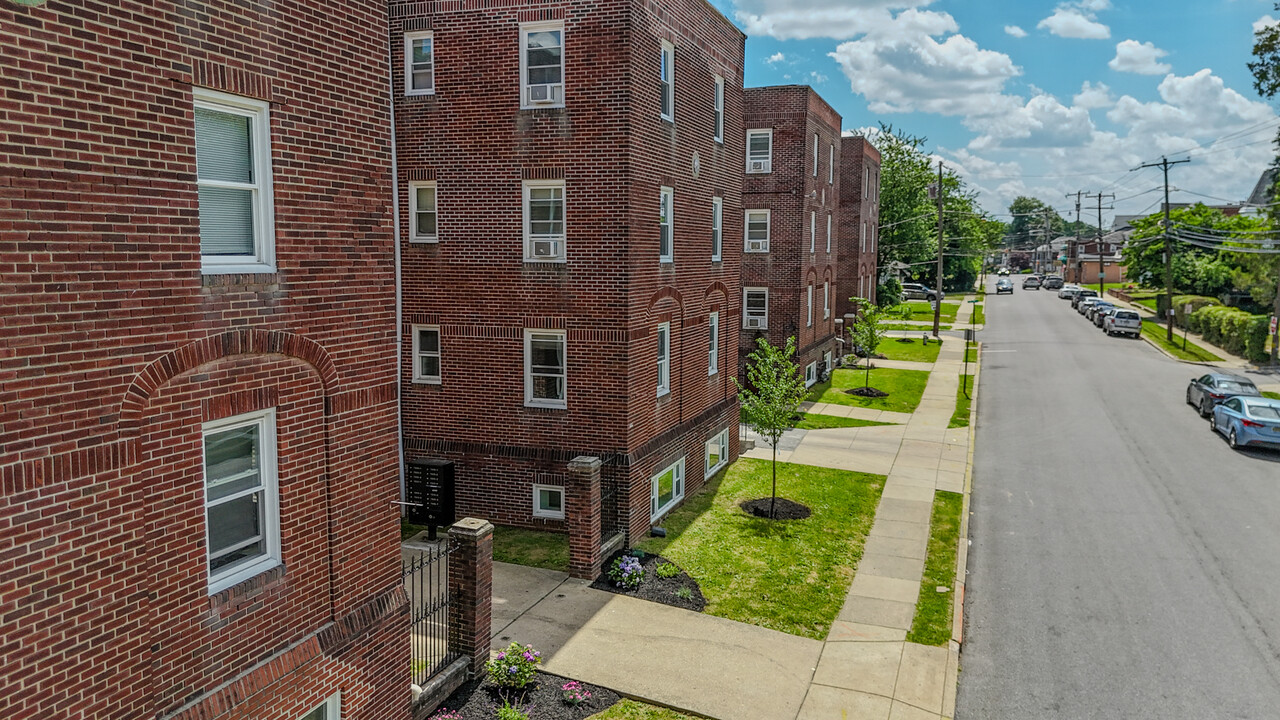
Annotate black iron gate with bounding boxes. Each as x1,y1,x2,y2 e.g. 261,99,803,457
403,540,460,686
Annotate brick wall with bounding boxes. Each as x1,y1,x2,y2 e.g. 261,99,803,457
837,136,881,318
1,1,404,718
739,86,841,381
392,0,744,545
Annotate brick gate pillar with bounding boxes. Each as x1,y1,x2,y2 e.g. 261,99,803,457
566,456,602,580
448,517,493,675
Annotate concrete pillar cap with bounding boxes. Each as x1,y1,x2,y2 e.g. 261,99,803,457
448,517,494,539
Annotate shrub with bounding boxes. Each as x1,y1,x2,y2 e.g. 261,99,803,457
497,701,530,720
655,561,680,579
486,642,541,689
562,681,592,706
877,277,902,307
1170,294,1220,329
609,554,645,589
1189,306,1270,361
430,711,463,720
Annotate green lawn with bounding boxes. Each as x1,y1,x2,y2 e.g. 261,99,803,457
492,525,569,572
589,700,698,720
876,337,942,363
970,302,985,326
1139,320,1223,363
964,342,978,364
807,367,931,414
880,323,952,331
949,375,974,429
794,413,896,430
906,491,964,646
1263,391,1280,400
904,300,960,323
637,458,884,640
401,520,430,541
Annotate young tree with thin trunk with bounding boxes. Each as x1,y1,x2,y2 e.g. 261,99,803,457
848,297,887,390
735,336,809,520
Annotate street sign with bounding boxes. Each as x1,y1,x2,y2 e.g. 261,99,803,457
1271,316,1278,334
1184,304,1193,316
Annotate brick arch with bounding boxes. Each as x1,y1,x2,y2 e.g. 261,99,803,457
645,286,684,315
805,267,818,284
118,329,340,432
701,280,730,307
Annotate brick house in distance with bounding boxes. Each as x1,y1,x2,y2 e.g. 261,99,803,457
837,135,882,317
740,86,842,387
1,2,405,719
391,0,745,575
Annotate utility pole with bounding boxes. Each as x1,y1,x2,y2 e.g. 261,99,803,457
1084,192,1114,298
1135,156,1190,342
933,161,944,338
1067,191,1083,283
1042,208,1053,275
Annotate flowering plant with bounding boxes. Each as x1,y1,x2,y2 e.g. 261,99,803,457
429,711,463,720
562,680,592,706
609,554,645,589
486,642,541,689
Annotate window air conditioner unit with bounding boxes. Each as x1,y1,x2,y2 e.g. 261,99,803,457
532,238,560,258
745,316,765,330
528,84,560,104
749,159,770,173
747,239,767,252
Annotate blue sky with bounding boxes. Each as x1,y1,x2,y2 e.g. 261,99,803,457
712,0,1280,226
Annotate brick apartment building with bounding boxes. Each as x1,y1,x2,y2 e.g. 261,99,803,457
740,86,842,386
1,2,405,719
837,136,882,317
390,0,745,571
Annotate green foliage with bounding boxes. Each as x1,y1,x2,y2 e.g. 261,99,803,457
497,701,530,720
486,643,541,689
877,276,903,307
848,297,888,389
655,561,680,579
735,336,810,517
1251,4,1280,99
1189,306,1271,361
1169,295,1221,328
906,491,964,646
1120,204,1270,297
608,554,645,589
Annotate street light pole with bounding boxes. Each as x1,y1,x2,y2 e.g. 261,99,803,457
933,161,944,338
1135,156,1190,342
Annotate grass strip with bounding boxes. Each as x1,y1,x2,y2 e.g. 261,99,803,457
795,413,895,430
1139,320,1223,362
588,699,698,719
964,341,978,364
806,367,931,414
904,300,960,323
949,374,974,429
876,337,942,363
1263,391,1280,400
906,490,964,646
971,302,985,326
880,323,952,331
638,458,884,639
492,525,569,572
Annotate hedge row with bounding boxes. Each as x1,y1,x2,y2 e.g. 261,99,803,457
1169,295,1221,328
1187,306,1271,361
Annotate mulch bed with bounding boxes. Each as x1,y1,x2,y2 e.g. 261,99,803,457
739,497,812,520
590,550,707,612
845,387,889,398
430,670,620,720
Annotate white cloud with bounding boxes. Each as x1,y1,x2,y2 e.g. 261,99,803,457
1073,81,1114,109
968,93,1095,150
734,0,940,41
766,52,786,65
1037,8,1110,39
809,71,830,84
1106,69,1273,137
1108,40,1172,75
1004,25,1027,38
1254,15,1278,34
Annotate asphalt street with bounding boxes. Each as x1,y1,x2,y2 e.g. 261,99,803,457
956,282,1280,719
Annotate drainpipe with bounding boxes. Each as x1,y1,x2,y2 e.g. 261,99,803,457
387,36,405,501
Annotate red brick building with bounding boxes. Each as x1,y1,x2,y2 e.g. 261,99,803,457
740,86,842,386
837,136,882,317
1,2,405,719
390,0,745,570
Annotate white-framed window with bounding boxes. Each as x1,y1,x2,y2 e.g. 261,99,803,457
659,187,673,263
521,22,564,108
409,181,437,243
828,144,834,185
405,32,435,96
746,129,772,173
813,133,819,177
823,281,830,319
650,457,685,521
711,196,723,261
810,211,816,253
411,325,441,384
861,221,867,253
826,213,832,254
660,41,675,123
745,210,770,252
708,311,719,375
194,87,275,274
532,483,565,520
713,75,724,143
864,166,869,199
805,362,817,387
524,330,566,408
204,408,279,593
807,284,814,327
743,287,768,329
858,275,864,298
824,350,833,373
523,179,565,262
705,428,728,475
656,321,670,396
300,693,341,720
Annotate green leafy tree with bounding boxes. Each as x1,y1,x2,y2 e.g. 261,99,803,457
735,337,809,520
1121,204,1269,298
848,298,887,390
1250,7,1280,99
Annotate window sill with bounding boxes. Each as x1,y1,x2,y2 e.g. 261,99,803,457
406,90,436,98
209,561,285,601
409,238,439,244
656,388,670,399
202,272,279,287
651,499,681,523
520,104,566,112
203,260,276,276
533,511,566,521
524,402,568,411
412,378,442,386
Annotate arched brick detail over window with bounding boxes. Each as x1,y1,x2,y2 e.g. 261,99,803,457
118,329,340,432
701,280,730,307
645,286,685,315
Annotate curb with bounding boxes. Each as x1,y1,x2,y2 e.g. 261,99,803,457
952,339,978,648
1136,322,1223,368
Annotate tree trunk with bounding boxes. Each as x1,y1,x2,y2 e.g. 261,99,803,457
770,444,778,520
864,359,871,389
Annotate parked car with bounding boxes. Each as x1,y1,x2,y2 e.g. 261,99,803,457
997,267,1010,276
1077,297,1105,315
1087,301,1115,323
1022,275,1043,290
1042,276,1064,290
901,282,945,302
1104,309,1142,337
1058,284,1082,299
995,278,1014,294
1186,372,1262,417
1071,289,1099,309
1093,305,1119,327
1210,396,1280,450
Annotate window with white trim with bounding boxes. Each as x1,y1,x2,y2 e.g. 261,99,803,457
525,330,566,408
656,321,670,396
711,196,722,261
824,350,833,373
405,32,435,95
807,284,813,327
810,211,816,253
300,693,341,720
660,41,675,122
823,281,830,319
813,133,819,177
412,325,441,384
204,408,279,593
713,75,724,143
745,210,769,252
194,88,275,274
864,166,869,199
409,181,437,243
708,311,719,375
743,288,768,329
861,221,867,253
524,179,565,262
659,187,673,262
651,457,685,521
532,483,565,519
828,144,834,185
805,362,817,387
521,22,564,108
746,129,772,173
705,428,728,475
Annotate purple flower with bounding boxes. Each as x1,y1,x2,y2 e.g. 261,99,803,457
508,666,518,674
